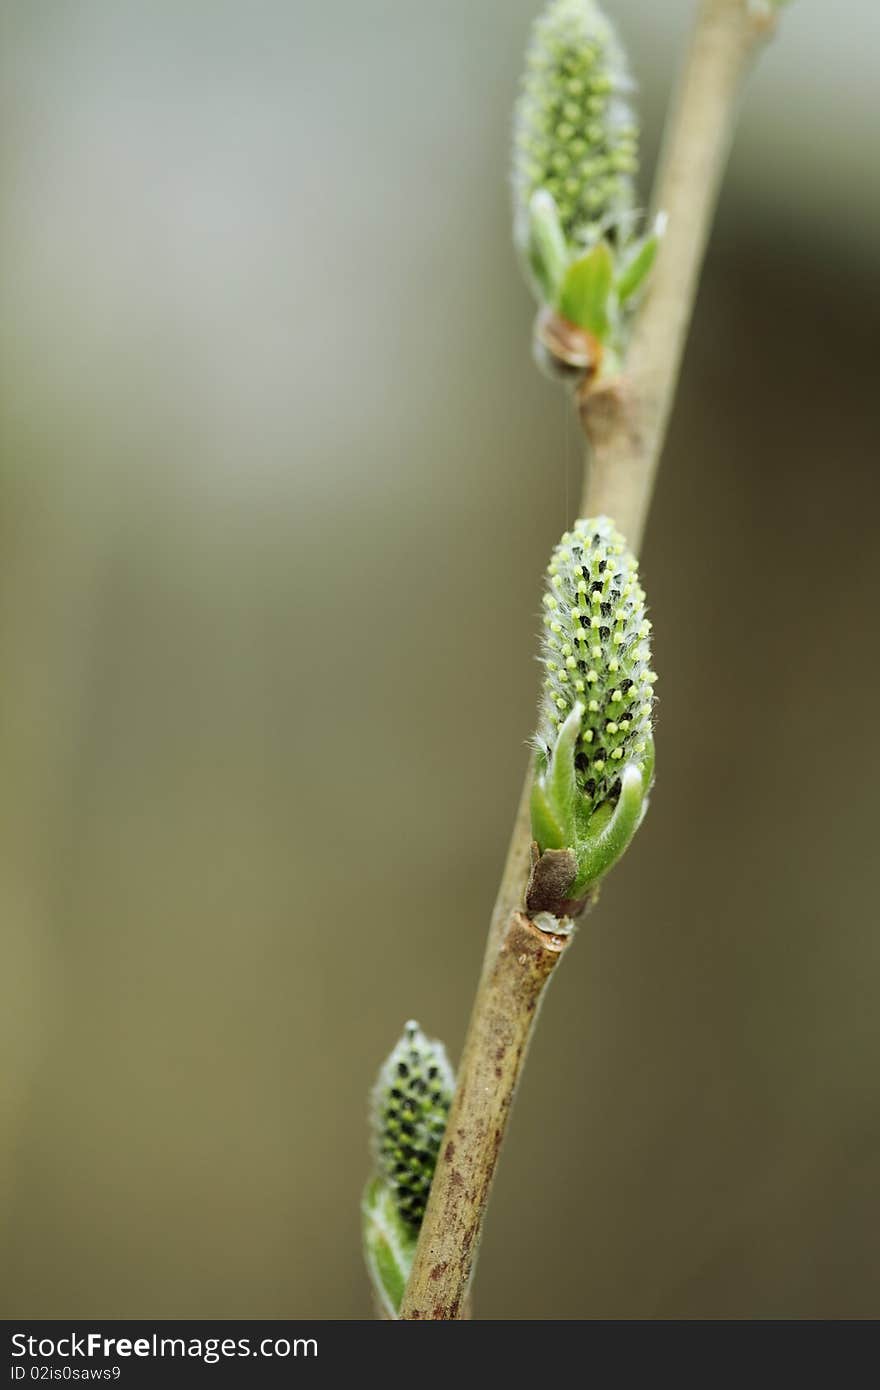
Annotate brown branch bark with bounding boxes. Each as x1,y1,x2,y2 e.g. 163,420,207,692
579,0,779,541
398,914,568,1320
399,0,779,1321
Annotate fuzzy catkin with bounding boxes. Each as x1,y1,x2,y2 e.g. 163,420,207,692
371,1022,454,1231
537,517,655,813
513,0,638,250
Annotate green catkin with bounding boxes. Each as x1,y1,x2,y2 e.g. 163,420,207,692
371,1021,454,1231
513,0,639,251
537,516,655,817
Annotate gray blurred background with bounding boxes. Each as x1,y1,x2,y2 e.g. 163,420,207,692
2,0,879,1318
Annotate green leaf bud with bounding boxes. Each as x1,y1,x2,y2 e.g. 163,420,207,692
512,4,659,377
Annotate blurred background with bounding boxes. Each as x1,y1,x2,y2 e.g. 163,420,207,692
2,0,879,1319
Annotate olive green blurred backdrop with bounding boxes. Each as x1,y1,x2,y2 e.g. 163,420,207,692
2,0,879,1318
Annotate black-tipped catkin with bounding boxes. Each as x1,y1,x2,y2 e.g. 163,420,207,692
371,1022,454,1231
538,517,655,814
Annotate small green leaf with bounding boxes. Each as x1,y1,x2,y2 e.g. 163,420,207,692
571,762,646,895
545,701,583,840
616,234,659,304
530,777,568,852
527,190,569,305
557,242,614,339
362,1178,417,1319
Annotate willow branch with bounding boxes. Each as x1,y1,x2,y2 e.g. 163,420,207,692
399,914,567,1319
579,0,779,538
399,0,778,1321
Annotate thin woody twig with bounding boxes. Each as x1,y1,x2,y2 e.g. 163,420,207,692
399,914,567,1320
579,0,779,540
399,0,778,1321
